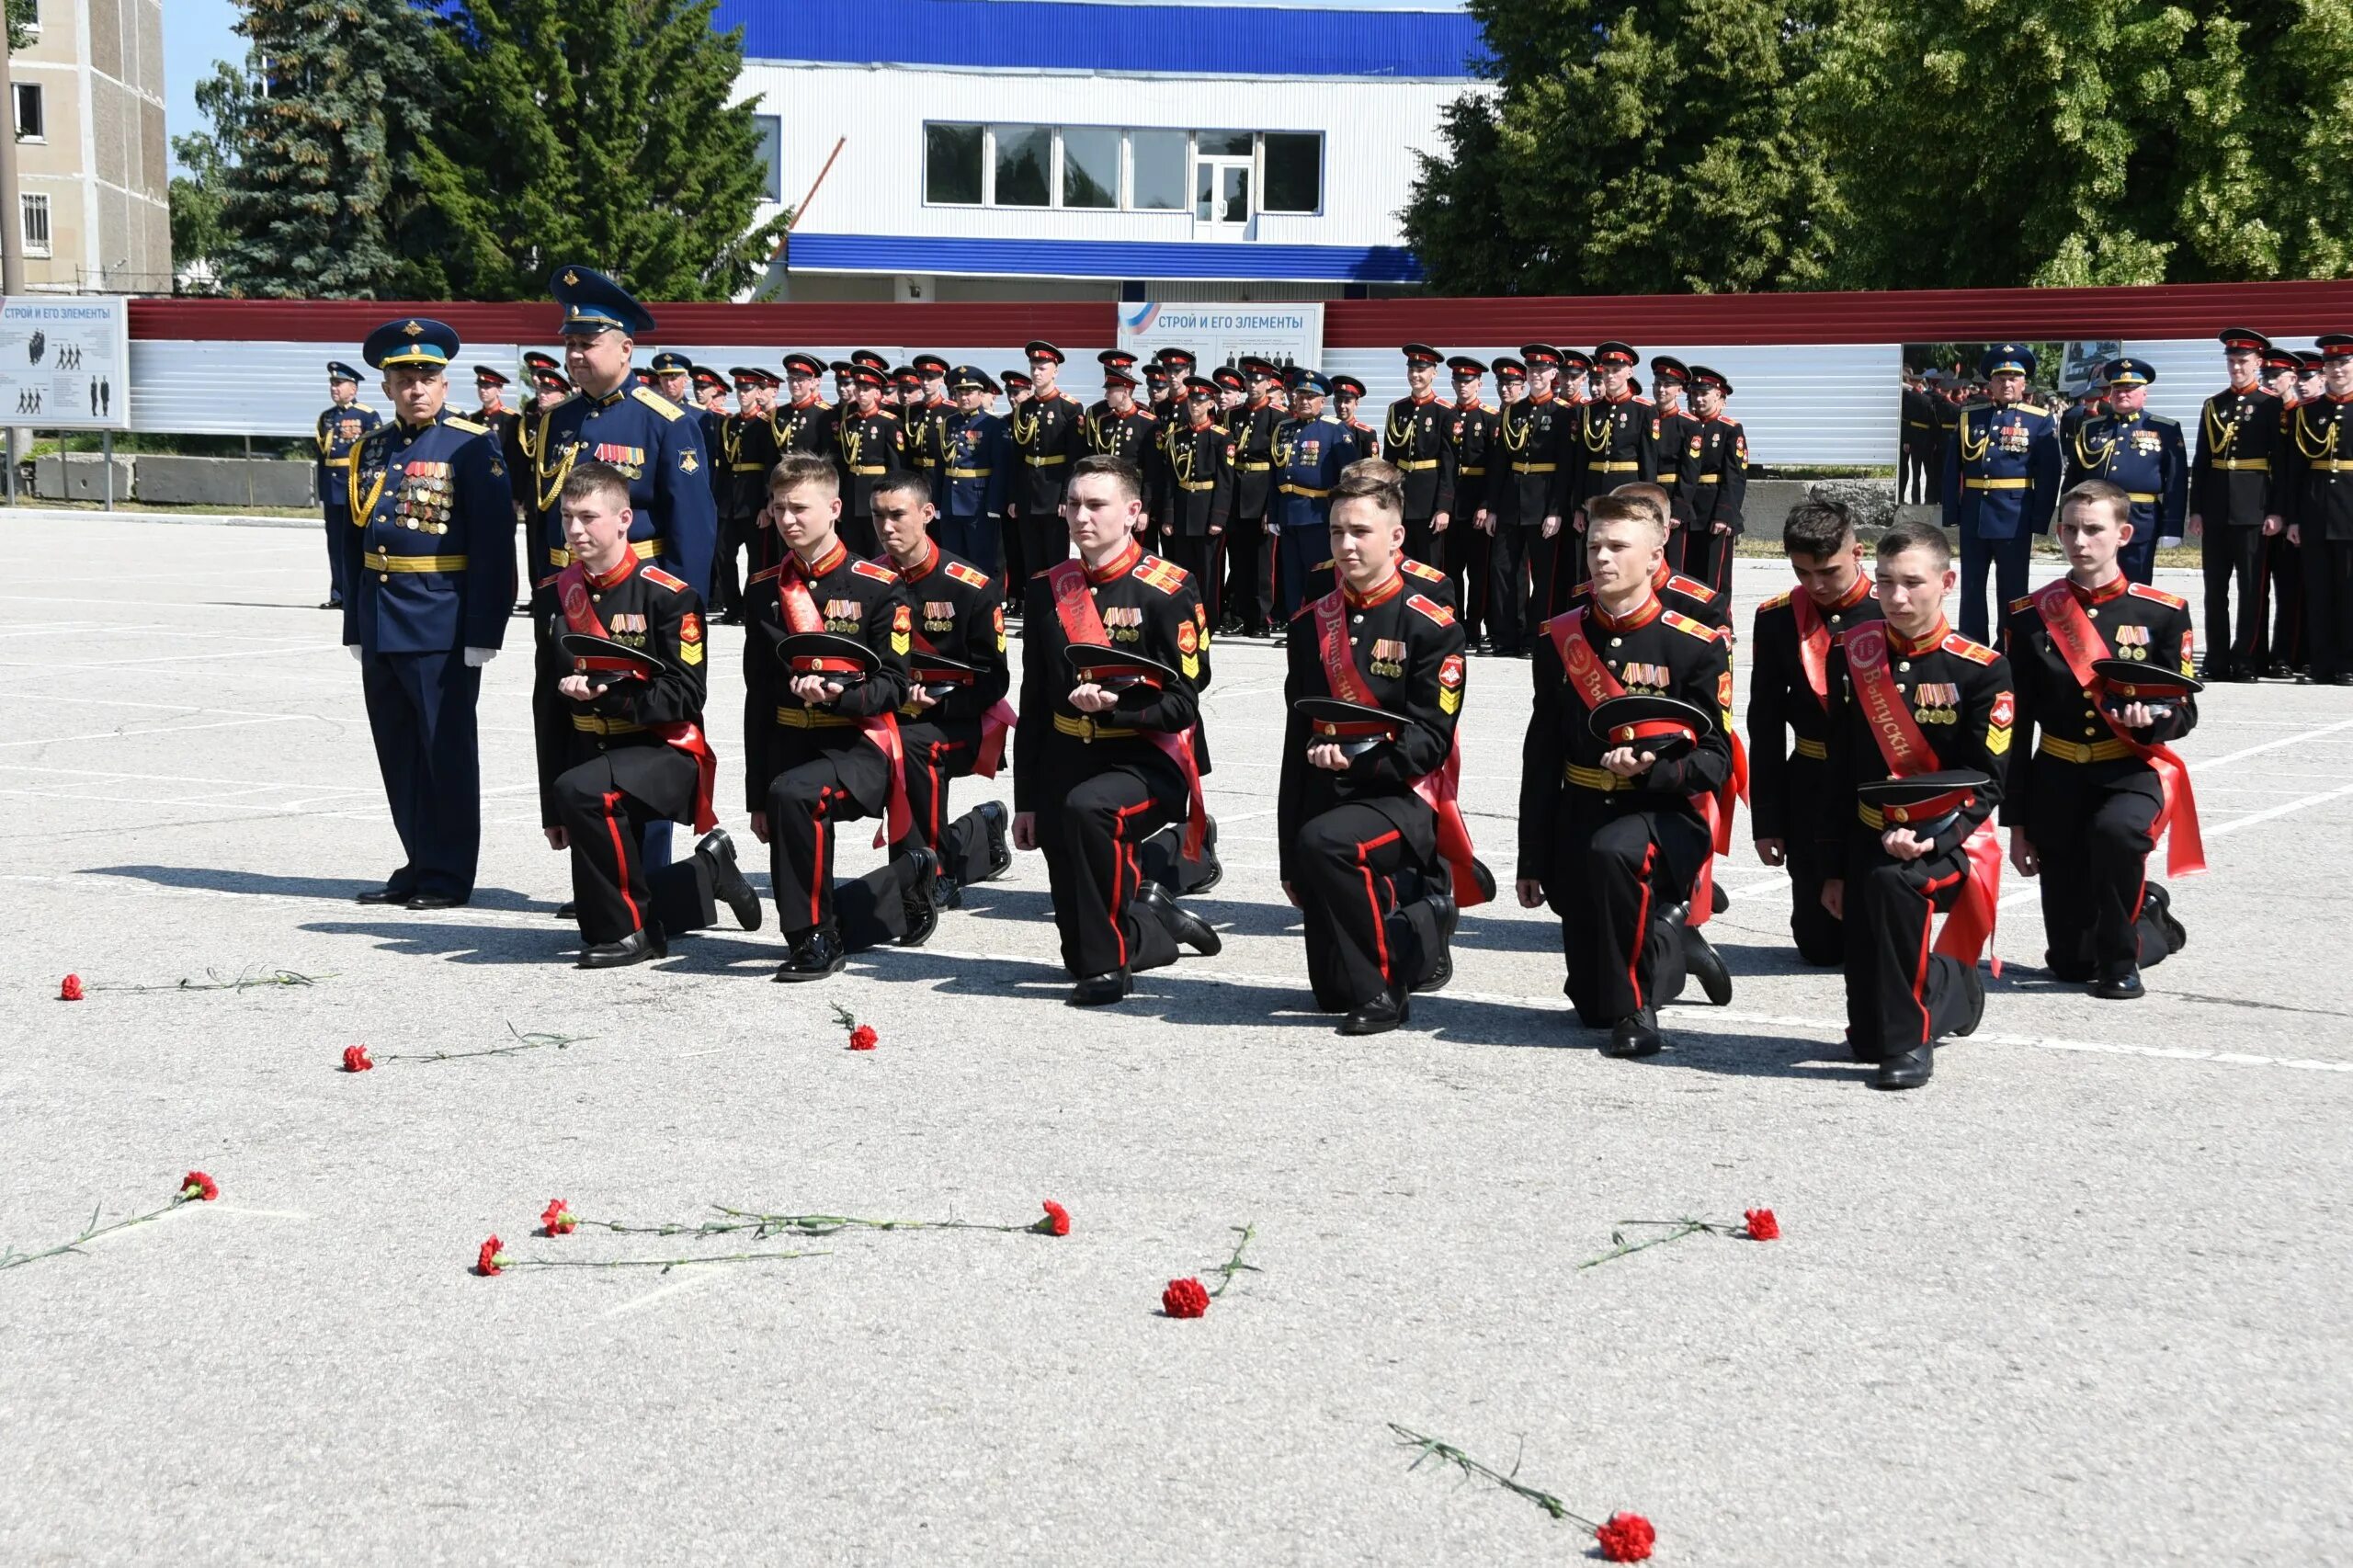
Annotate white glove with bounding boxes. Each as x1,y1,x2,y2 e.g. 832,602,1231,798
347,645,363,663
464,647,498,667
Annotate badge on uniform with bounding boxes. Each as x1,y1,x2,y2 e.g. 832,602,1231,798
1370,638,1407,678
995,603,1007,653
1438,653,1465,714
1988,690,2015,755
678,611,704,665
680,450,699,473
892,603,912,656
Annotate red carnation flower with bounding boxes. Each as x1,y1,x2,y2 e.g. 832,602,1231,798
179,1171,219,1202
59,974,84,1002
1037,1199,1071,1237
540,1199,576,1236
1162,1277,1210,1319
847,1024,879,1051
476,1235,505,1276
1744,1208,1780,1242
342,1045,374,1074
1596,1511,1656,1562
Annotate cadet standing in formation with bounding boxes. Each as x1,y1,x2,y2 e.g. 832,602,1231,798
711,367,780,622
828,360,905,559
1677,366,1747,603
1647,356,1695,568
1564,342,1659,604
1219,359,1285,639
2281,334,2353,685
340,319,513,911
1158,374,1232,603
1007,341,1086,588
1380,344,1459,577
2189,326,2287,680
1942,344,2062,642
314,361,380,611
1488,347,1566,656
1447,356,1496,648
2062,358,2185,587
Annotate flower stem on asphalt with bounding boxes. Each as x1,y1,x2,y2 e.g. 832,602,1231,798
1207,1221,1260,1298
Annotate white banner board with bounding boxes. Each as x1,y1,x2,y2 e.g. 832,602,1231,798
0,296,131,429
1117,301,1323,376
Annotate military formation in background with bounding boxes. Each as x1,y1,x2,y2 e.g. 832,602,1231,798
318,284,2261,1090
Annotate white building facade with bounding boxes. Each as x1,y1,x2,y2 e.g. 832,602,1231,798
720,0,1490,301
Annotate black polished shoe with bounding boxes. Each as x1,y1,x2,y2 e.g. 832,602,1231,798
555,901,578,920
1411,893,1459,994
355,886,413,905
897,848,941,948
1189,818,1223,894
1136,880,1221,957
697,828,763,932
773,926,847,983
1685,926,1733,1006
1603,1010,1665,1058
976,799,1014,881
1710,881,1729,915
404,892,466,911
578,927,665,970
2091,965,2145,1001
1954,961,1987,1037
1340,991,1409,1035
1069,969,1131,1006
1873,1044,1934,1089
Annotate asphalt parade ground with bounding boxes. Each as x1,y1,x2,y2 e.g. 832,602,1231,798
3,514,2348,1565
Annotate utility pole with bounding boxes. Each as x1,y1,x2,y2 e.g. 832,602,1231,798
1,17,20,294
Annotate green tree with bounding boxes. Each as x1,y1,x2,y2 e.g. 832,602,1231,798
418,0,787,301
7,0,36,53
1401,0,1842,295
205,0,451,298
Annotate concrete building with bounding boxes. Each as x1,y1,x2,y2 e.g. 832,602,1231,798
7,0,171,295
720,0,1490,302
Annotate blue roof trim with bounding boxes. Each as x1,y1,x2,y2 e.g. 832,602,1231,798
788,233,1425,282
715,0,1488,77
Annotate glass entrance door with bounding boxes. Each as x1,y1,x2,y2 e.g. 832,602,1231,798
1195,157,1252,230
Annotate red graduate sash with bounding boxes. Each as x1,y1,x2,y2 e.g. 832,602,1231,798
909,623,1018,780
776,562,913,848
2029,579,2206,877
1047,558,1206,859
1546,607,1722,926
556,563,717,834
1790,589,1834,708
1311,590,1488,908
1844,622,2001,972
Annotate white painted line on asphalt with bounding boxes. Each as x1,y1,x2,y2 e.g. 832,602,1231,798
0,714,312,748
2203,779,2353,837
0,643,344,670
2194,713,2353,765
602,1265,730,1319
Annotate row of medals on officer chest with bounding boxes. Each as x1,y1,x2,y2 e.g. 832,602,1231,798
392,462,455,534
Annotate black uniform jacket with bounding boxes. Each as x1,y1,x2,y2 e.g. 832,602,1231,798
1746,578,1881,843
895,540,1012,730
1013,539,1210,813
534,554,709,827
2000,576,2195,829
1518,592,1733,881
1278,571,1466,883
2189,385,2283,525
741,538,913,810
1817,618,2012,862
1381,394,1460,519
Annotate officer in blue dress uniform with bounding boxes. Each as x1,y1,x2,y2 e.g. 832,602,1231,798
315,362,381,611
340,319,516,910
935,366,1009,574
523,266,717,887
1269,371,1363,632
2062,358,2186,585
1943,342,2063,641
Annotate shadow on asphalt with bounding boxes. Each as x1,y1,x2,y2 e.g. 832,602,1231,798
89,864,545,914
300,918,564,963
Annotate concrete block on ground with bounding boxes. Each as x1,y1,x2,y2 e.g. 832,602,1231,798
135,454,319,509
32,453,136,502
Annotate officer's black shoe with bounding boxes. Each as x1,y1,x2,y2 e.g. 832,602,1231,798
578,927,665,970
404,892,465,911
1340,991,1409,1036
1710,881,1729,915
1685,926,1733,1006
1411,893,1460,994
1189,818,1224,894
1946,961,1987,1039
1137,880,1221,957
976,800,1014,881
697,828,763,932
320,598,342,611
1469,858,1497,904
556,901,579,920
355,886,412,905
897,848,942,948
1069,969,1131,1006
1604,1010,1665,1058
2091,965,2145,1001
774,926,847,983
1872,1044,1934,1089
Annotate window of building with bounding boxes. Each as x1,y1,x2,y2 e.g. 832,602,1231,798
1196,131,1253,158
1060,126,1120,210
13,83,42,142
992,125,1052,207
926,122,984,206
1262,132,1321,214
21,192,51,258
752,114,781,204
1129,130,1187,210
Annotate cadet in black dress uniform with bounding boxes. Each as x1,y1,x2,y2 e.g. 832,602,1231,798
2280,335,2353,684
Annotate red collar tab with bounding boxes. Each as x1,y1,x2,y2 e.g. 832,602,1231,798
1345,570,1404,609
1648,562,1672,591
1891,618,1951,655
1833,574,1875,610
1086,540,1142,585
2070,573,2130,605
585,551,638,590
899,540,940,582
796,540,848,579
1593,592,1663,631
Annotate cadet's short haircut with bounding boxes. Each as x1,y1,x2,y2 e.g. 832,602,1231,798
1610,481,1671,529
1586,492,1666,543
1877,518,1954,569
768,451,839,499
561,460,631,511
2061,478,2131,528
872,472,933,508
1069,453,1142,504
1333,459,1405,521
1782,499,1857,560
